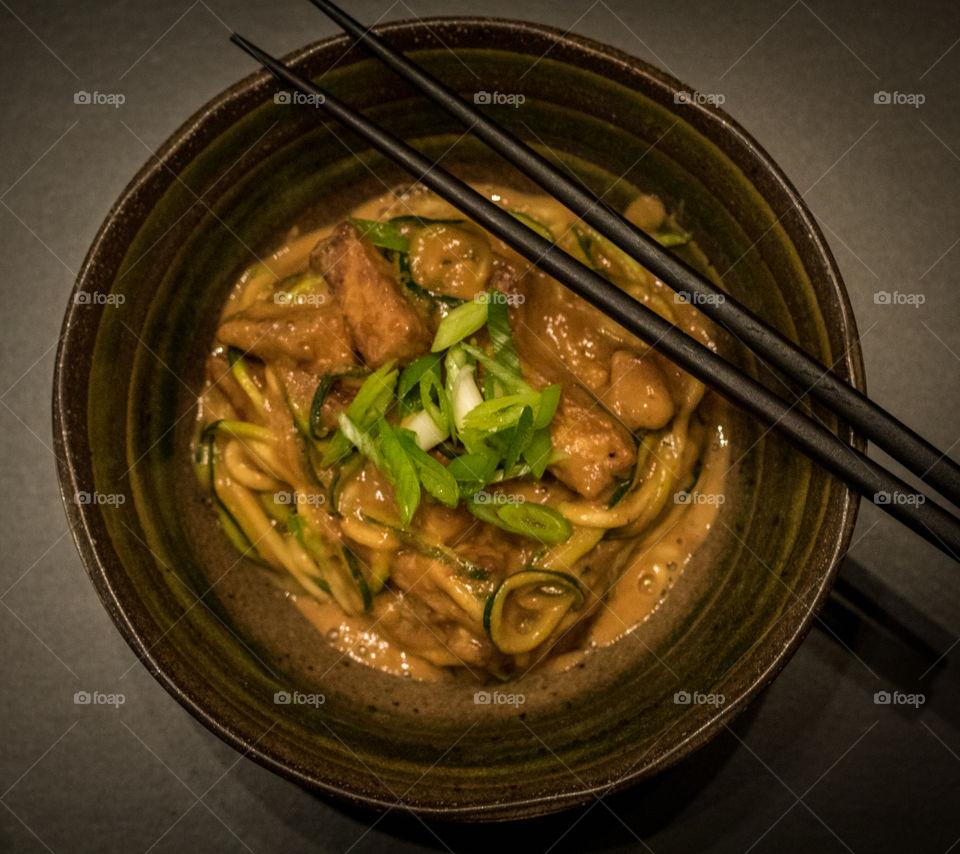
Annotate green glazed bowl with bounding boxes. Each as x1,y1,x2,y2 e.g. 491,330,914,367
54,17,864,821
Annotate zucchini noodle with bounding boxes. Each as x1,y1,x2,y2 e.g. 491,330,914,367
193,182,728,679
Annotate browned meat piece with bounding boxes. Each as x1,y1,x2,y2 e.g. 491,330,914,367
600,349,676,431
311,223,431,367
217,300,355,375
547,389,636,499
510,281,637,498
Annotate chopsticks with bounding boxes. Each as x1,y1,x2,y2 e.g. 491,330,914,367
306,0,960,511
228,33,960,562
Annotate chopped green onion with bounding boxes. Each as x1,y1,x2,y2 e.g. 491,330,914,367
400,407,448,450
466,496,572,544
431,299,488,353
378,420,421,525
502,406,534,474
397,353,443,416
497,502,572,544
461,344,529,396
485,297,522,396
322,361,397,466
347,217,409,252
418,370,450,436
447,450,500,494
336,412,382,467
461,390,541,433
534,384,562,429
396,430,460,508
522,427,554,478
348,361,399,422
451,363,484,431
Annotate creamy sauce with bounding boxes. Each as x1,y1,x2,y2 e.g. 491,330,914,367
196,182,732,681
293,596,445,681
586,419,730,648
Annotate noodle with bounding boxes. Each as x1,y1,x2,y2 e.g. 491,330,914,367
193,182,728,679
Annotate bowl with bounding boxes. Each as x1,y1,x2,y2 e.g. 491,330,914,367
54,17,864,821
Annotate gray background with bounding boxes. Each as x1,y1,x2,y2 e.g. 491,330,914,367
2,0,959,851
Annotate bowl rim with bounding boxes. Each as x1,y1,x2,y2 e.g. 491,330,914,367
53,15,865,820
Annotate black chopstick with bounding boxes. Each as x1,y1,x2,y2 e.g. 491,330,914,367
229,33,960,562
306,0,960,511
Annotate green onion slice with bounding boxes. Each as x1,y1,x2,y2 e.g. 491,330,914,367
377,420,421,525
431,299,488,352
347,217,409,252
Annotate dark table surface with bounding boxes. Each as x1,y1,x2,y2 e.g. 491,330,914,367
2,1,959,851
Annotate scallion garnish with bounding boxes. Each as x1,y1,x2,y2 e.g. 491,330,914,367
322,361,398,466
316,291,569,542
378,421,421,525
347,217,409,252
431,299,489,352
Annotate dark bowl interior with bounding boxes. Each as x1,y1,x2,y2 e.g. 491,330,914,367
54,17,863,821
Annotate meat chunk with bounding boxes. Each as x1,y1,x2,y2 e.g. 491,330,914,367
510,279,637,498
311,223,431,367
600,349,675,431
217,300,355,375
547,390,636,499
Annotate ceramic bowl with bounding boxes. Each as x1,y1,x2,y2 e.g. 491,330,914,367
54,17,863,821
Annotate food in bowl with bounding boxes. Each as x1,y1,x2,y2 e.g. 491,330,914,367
193,181,731,681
